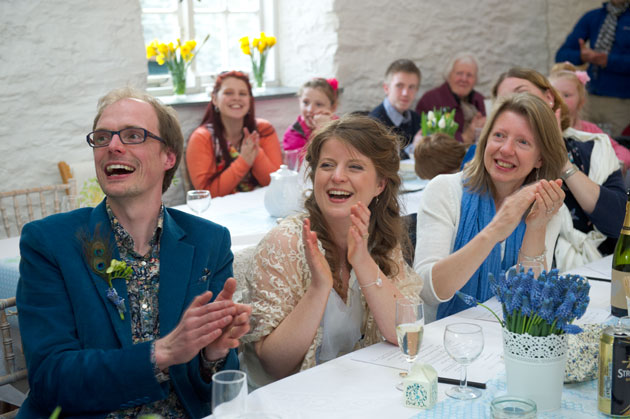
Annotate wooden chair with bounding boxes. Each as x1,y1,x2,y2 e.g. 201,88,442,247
0,184,72,238
0,297,27,417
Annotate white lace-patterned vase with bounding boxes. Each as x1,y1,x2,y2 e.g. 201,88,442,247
502,328,568,412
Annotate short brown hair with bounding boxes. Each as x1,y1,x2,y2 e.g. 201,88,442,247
492,67,571,131
414,133,466,180
385,59,421,83
304,115,406,299
93,87,183,194
464,93,567,195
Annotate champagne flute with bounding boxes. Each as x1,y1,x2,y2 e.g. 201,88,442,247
186,190,211,216
443,322,484,400
395,299,424,390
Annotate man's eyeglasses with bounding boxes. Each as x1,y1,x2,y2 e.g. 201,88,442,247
86,128,165,148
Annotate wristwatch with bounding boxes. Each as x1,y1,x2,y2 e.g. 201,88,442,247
561,163,579,182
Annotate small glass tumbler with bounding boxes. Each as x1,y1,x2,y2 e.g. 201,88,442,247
490,396,537,418
212,370,247,418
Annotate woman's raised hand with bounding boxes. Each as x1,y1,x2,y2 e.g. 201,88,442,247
525,179,565,229
347,201,372,268
488,184,539,242
240,127,260,166
303,218,333,292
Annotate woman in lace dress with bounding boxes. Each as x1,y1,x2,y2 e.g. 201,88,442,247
241,115,423,388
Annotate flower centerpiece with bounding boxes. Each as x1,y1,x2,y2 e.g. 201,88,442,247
146,35,209,95
420,108,459,137
239,32,277,88
457,267,590,412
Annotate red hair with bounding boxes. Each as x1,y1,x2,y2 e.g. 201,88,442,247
198,71,259,182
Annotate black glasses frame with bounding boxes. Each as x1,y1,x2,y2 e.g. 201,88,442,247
86,128,165,148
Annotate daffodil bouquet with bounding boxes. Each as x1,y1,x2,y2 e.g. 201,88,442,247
146,35,209,95
456,267,590,336
239,32,277,88
421,108,459,137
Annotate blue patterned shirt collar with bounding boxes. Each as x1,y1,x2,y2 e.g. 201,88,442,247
105,200,164,257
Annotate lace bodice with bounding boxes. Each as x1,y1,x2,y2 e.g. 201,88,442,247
241,214,423,385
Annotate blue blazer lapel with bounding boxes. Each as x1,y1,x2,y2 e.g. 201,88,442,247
159,209,194,336
86,202,133,346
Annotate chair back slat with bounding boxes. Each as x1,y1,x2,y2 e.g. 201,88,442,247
0,184,72,238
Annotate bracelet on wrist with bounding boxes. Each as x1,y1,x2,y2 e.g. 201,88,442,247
359,272,383,290
518,249,546,263
561,163,579,182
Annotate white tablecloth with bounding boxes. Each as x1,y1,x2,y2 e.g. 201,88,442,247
174,176,426,252
238,278,612,418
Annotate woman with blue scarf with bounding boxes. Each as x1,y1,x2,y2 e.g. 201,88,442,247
414,93,567,323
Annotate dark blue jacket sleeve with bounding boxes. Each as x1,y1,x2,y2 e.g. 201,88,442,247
590,168,626,237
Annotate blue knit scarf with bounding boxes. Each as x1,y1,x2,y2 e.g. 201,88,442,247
436,185,526,319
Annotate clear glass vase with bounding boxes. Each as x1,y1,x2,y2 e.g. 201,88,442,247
171,69,186,95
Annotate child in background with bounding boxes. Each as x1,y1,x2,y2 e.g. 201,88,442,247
414,133,466,180
550,62,630,169
283,78,339,151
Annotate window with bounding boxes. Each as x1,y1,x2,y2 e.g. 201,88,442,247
140,0,275,94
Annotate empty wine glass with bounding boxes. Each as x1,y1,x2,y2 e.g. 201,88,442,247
186,190,211,216
443,322,484,400
395,299,424,390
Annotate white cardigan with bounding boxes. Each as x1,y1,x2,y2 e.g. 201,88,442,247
413,172,561,323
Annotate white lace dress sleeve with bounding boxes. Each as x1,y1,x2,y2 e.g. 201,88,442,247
240,214,423,388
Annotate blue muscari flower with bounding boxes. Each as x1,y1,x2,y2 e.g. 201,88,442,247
555,292,577,324
455,291,478,307
560,323,583,334
539,297,555,323
521,295,531,317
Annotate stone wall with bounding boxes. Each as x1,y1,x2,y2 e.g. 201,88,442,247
0,0,601,193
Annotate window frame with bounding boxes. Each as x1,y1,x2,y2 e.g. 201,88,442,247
142,0,277,96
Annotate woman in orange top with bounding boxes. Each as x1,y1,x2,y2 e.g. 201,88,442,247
187,71,282,197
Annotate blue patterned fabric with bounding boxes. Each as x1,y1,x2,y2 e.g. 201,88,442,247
436,186,525,319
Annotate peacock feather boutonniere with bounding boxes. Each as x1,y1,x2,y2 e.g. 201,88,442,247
78,224,133,320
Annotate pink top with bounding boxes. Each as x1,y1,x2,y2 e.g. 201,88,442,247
282,115,312,151
577,120,630,168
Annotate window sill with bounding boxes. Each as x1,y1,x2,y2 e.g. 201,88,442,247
159,86,298,107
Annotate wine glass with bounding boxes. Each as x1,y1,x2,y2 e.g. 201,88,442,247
186,190,211,216
211,370,247,418
443,322,484,400
395,299,424,390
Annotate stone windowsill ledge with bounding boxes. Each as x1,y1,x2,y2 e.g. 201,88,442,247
160,86,298,107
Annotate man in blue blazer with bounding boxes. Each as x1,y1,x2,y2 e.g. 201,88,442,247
17,87,251,418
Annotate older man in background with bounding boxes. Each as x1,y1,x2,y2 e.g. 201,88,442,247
415,53,486,145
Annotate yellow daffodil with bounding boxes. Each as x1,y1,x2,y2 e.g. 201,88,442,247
145,34,210,94
146,45,156,59
239,31,277,88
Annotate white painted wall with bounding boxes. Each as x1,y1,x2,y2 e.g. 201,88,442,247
0,0,600,193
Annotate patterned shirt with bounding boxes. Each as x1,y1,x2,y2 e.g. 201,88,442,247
105,203,187,419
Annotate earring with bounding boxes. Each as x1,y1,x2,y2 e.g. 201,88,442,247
535,168,540,181
214,105,220,114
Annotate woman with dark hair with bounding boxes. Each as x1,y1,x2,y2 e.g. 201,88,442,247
414,93,567,322
493,67,626,271
186,71,282,197
241,115,422,388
